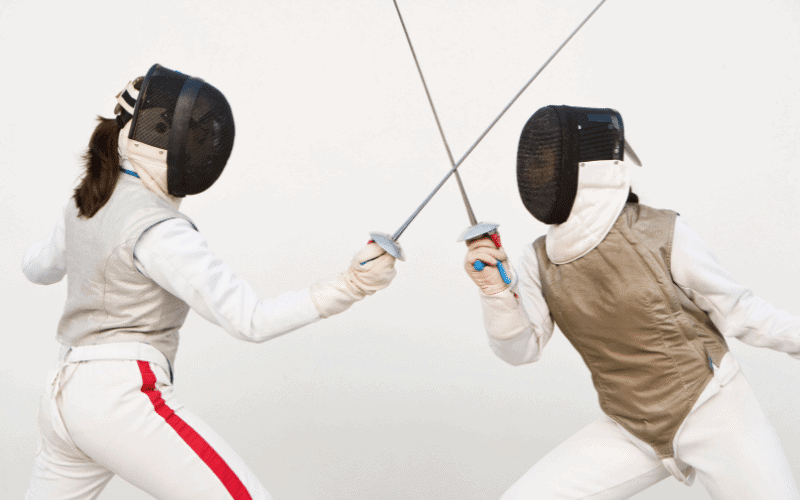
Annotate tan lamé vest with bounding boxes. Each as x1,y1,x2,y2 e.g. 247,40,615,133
533,203,729,459
57,174,195,366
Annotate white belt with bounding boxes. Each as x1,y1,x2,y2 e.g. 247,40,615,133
59,342,173,382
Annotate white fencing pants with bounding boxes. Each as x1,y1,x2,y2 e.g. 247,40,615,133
501,369,799,500
26,344,272,500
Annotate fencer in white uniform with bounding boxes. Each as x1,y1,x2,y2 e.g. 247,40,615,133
464,105,800,499
23,65,398,500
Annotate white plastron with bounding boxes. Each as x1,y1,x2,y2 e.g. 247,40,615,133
545,159,630,264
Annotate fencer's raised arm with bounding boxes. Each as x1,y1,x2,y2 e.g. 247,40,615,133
134,218,396,343
465,237,555,365
671,216,800,360
21,204,67,285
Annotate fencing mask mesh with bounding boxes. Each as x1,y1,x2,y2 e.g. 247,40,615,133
128,64,235,197
517,105,623,224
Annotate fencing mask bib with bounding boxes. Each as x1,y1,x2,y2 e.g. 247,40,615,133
517,105,625,224
116,64,235,197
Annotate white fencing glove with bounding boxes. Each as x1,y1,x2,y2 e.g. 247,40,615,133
311,242,397,318
465,236,515,295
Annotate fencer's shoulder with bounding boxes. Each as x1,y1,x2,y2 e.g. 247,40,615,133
63,196,80,219
528,235,548,265
110,176,195,241
621,203,677,220
531,234,547,252
618,203,678,232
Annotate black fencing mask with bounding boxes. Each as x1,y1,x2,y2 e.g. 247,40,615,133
517,105,624,224
126,64,235,197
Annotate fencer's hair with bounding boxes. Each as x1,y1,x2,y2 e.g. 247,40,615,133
627,190,639,204
73,116,121,218
74,78,144,218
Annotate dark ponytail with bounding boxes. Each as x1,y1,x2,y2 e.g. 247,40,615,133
73,116,121,218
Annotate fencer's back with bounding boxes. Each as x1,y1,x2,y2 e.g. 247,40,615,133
57,174,193,365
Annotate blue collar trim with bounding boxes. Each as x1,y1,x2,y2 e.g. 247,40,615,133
120,167,140,178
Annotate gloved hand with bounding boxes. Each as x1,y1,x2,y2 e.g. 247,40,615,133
464,236,514,295
310,242,397,318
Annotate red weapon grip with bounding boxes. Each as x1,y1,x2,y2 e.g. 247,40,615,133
490,233,502,249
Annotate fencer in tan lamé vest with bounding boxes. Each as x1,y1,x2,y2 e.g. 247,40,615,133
533,202,729,460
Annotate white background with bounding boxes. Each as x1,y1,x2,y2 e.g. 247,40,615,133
2,0,799,498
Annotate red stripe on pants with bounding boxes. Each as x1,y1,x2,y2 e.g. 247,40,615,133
137,361,252,500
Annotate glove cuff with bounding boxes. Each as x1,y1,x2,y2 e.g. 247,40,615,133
310,273,364,319
480,288,527,340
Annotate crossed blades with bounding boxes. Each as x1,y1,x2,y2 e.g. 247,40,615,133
369,0,639,272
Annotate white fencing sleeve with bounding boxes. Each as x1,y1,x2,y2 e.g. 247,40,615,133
310,242,396,318
22,204,68,285
671,216,800,361
134,218,321,343
484,243,556,366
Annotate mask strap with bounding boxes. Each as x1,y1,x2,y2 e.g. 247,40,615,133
114,81,140,129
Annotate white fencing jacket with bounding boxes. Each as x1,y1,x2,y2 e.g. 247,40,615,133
22,180,321,352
